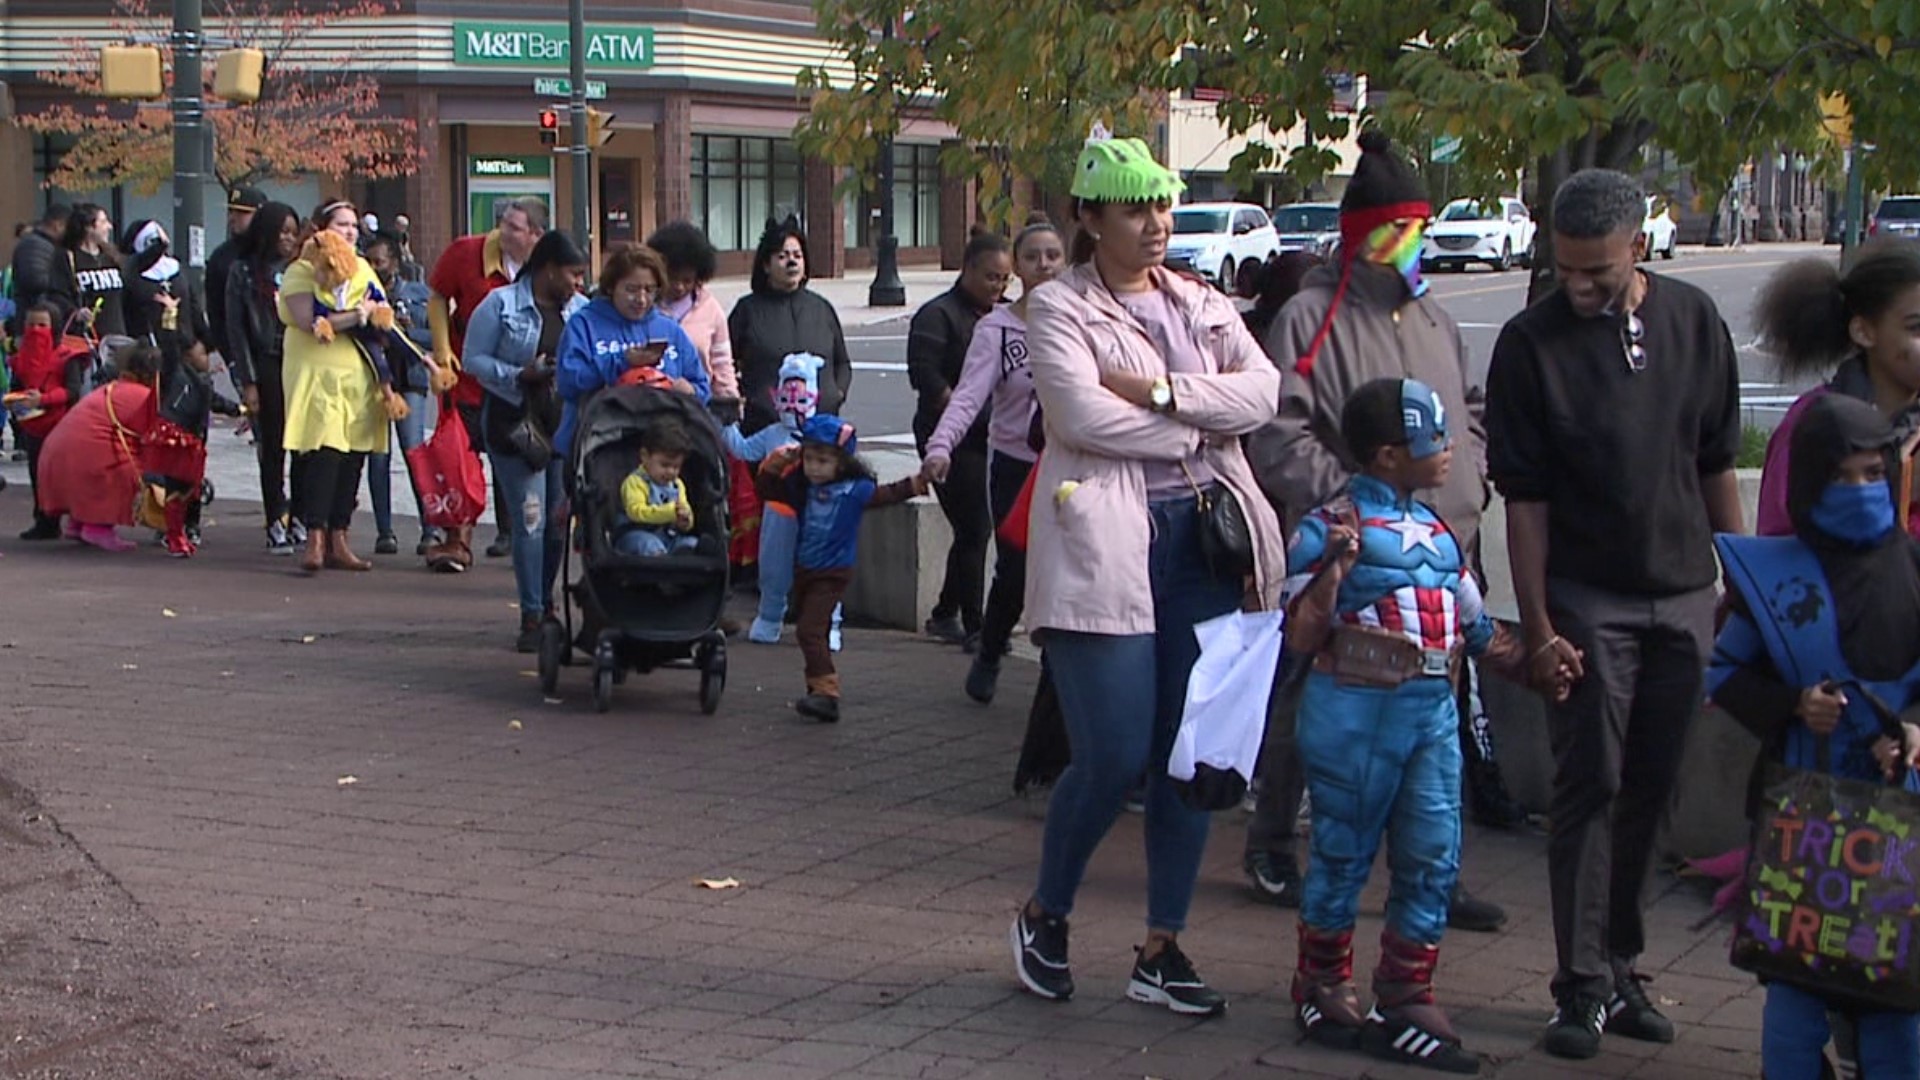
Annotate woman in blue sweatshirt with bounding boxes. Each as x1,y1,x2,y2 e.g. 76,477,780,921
555,245,709,455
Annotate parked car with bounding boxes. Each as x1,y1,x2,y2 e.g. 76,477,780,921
1642,196,1679,260
1421,197,1535,272
1270,202,1342,258
1167,202,1279,287
1870,196,1920,241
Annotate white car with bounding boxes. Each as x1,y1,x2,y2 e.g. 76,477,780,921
1167,203,1279,287
1421,197,1536,272
1642,196,1678,260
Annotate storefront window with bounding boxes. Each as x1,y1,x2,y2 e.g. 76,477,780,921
847,144,942,250
691,135,806,252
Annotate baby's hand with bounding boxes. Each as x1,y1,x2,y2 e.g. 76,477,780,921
675,506,693,530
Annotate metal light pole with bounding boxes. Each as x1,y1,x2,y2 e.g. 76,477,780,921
867,17,905,307
172,0,207,286
567,0,592,251
1843,140,1866,255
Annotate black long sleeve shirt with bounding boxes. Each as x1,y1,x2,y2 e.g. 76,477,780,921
1484,272,1740,596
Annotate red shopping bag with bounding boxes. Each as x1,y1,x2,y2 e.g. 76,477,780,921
406,397,486,528
997,455,1039,552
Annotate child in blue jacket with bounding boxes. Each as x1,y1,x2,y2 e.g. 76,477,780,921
761,414,926,723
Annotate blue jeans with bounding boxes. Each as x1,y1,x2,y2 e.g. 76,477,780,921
1032,496,1243,933
616,529,697,557
1763,982,1919,1080
1297,671,1461,944
490,450,565,621
368,389,427,536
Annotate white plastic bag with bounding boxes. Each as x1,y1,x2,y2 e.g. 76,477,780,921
1168,609,1285,810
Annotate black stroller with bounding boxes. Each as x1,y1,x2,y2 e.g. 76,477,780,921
538,385,731,714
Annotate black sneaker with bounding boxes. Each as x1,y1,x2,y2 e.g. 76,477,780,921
1126,941,1226,1017
19,520,61,541
1360,1005,1482,1074
416,528,443,556
1607,969,1675,1043
375,532,400,555
266,520,294,556
1010,907,1073,1001
1446,884,1507,933
486,532,512,558
515,617,542,654
288,518,308,545
924,613,967,644
964,654,1000,704
1244,850,1302,908
795,694,840,723
1544,993,1608,1059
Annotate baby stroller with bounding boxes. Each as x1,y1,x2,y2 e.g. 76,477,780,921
539,385,731,714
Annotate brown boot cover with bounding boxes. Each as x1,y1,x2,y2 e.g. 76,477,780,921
1291,922,1364,1049
1360,929,1480,1074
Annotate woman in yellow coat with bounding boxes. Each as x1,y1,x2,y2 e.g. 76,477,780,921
279,199,393,573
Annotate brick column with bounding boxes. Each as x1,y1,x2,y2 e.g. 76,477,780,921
655,92,692,228
406,88,451,266
938,138,974,270
804,156,845,279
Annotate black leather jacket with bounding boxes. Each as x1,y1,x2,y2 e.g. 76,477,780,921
223,256,286,390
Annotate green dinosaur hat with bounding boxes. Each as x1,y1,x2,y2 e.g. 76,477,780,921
1070,128,1185,203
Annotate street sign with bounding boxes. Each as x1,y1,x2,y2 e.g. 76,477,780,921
1432,135,1463,165
533,77,607,100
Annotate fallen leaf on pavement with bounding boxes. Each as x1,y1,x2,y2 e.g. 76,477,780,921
542,696,563,706
519,670,537,678
120,663,138,670
301,635,316,644
695,877,741,890
161,608,177,618
1658,994,1682,1006
507,720,523,731
336,775,359,787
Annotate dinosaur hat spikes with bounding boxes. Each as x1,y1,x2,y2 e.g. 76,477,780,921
1070,123,1185,204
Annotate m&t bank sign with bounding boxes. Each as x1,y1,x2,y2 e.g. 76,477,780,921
454,22,655,69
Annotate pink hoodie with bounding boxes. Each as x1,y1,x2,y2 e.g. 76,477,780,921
665,288,739,400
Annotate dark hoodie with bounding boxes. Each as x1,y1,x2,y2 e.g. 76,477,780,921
1711,394,1920,800
728,284,853,437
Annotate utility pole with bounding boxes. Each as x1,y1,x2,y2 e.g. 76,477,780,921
867,16,906,307
1843,140,1866,256
172,0,207,289
567,0,592,251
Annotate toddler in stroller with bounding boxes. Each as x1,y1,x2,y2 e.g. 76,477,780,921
615,418,700,557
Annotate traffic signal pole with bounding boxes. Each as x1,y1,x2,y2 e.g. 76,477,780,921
567,0,591,251
172,0,207,287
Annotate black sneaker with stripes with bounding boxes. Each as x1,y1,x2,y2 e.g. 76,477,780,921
1360,1005,1482,1075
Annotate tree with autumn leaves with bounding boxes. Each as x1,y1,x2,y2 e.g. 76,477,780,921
24,0,417,195
798,0,1920,275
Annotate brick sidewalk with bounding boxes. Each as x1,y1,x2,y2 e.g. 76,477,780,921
0,495,1764,1079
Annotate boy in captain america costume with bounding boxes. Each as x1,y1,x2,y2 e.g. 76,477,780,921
1285,377,1528,1075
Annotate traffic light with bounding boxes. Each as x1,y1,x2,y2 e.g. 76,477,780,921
212,48,264,103
538,108,560,147
587,107,615,148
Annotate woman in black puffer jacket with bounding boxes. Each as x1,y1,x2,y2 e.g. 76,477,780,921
726,219,853,436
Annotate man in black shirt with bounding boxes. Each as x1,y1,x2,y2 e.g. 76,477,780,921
204,187,264,365
1485,168,1744,1062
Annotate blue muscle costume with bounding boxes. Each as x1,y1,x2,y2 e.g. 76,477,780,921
1706,394,1920,1080
1286,378,1524,1073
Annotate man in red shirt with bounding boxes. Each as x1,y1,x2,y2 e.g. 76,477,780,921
424,197,548,569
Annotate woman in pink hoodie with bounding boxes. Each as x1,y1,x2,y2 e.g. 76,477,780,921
1009,134,1286,1019
648,222,739,403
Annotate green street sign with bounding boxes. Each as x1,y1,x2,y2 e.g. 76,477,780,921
470,156,553,179
533,77,608,100
454,22,655,70
1432,135,1463,165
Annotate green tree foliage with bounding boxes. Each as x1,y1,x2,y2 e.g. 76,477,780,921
800,0,1920,259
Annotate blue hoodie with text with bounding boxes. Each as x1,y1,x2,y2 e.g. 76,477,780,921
555,295,710,452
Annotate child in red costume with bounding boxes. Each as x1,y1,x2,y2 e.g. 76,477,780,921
6,304,84,540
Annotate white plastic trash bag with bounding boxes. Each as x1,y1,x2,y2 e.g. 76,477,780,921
1169,609,1285,811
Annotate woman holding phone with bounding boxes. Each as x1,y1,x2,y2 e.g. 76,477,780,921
554,245,709,458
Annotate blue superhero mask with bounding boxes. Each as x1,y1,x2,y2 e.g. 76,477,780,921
1809,480,1895,546
1399,378,1450,460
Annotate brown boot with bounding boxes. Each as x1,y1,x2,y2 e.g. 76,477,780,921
300,527,327,574
1358,929,1480,1074
425,524,473,573
325,528,372,571
1292,922,1366,1049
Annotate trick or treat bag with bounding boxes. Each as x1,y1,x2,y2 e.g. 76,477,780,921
1732,758,1920,1013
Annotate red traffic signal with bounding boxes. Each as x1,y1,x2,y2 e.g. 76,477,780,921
538,108,560,146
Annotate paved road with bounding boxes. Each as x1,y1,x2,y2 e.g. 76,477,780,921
0,496,1765,1079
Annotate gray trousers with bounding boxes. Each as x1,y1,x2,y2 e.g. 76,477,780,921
1544,578,1715,1001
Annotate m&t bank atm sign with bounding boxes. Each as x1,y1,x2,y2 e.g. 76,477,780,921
453,22,655,69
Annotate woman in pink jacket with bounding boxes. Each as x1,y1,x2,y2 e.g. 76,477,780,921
1009,134,1286,1018
648,221,739,403
922,216,1067,704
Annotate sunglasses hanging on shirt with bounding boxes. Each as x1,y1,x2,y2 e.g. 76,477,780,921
1621,311,1646,373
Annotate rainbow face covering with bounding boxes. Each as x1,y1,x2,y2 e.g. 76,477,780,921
1362,218,1428,298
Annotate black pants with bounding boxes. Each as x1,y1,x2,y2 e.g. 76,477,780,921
1544,578,1714,1001
298,449,366,531
978,452,1034,659
252,359,307,526
918,424,991,633
1244,654,1310,859
457,400,511,540
20,430,53,531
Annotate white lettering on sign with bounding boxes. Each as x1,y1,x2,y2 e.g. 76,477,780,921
473,159,528,176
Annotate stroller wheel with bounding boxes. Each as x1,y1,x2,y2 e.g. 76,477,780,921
200,478,215,506
537,622,566,696
699,648,726,716
592,661,614,713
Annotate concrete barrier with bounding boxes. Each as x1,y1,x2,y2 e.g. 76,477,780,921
842,447,951,631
